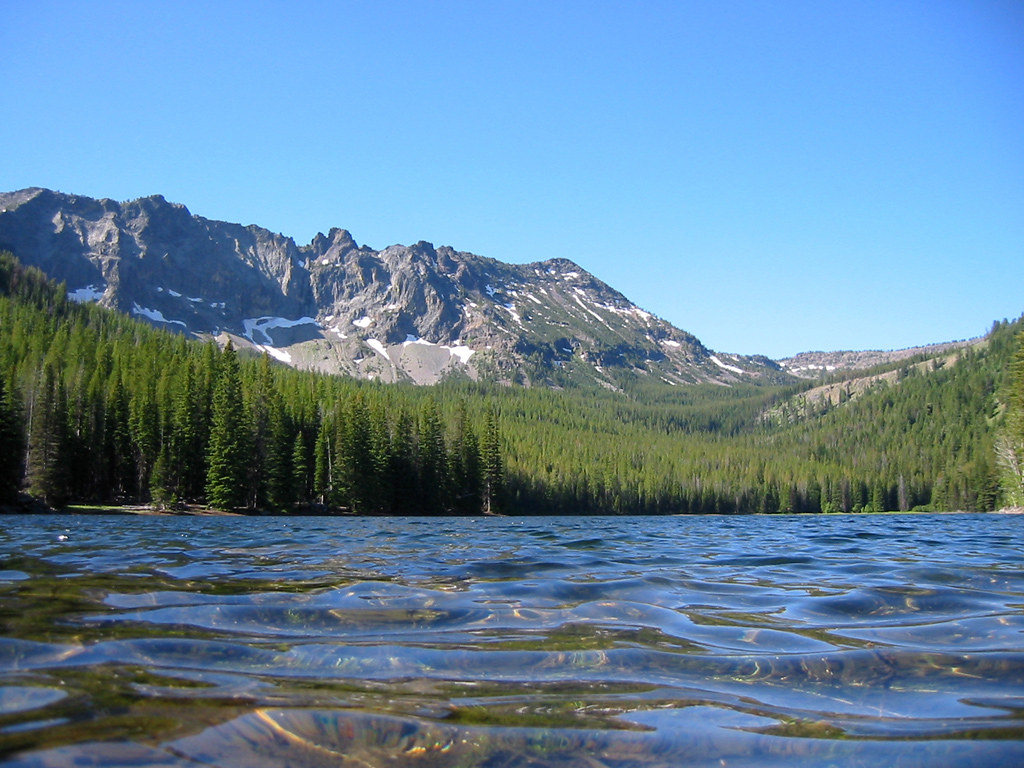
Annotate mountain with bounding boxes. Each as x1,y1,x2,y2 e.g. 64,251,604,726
778,340,979,379
0,187,786,387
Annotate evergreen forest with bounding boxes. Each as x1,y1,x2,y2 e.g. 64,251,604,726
1,251,1021,516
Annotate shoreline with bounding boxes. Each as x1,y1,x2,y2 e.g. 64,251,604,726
67,504,245,517
2,502,1022,517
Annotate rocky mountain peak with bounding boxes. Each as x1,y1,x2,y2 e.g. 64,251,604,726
0,188,789,387
309,227,358,255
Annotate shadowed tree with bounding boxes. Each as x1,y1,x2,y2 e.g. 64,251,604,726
0,377,24,504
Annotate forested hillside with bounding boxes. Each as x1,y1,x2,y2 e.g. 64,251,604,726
1,251,1020,514
0,253,503,514
483,317,1019,514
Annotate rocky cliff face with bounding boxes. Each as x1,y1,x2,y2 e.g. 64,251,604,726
0,187,786,386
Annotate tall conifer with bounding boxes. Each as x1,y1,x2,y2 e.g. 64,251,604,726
418,398,447,514
25,365,71,507
205,341,250,510
292,429,311,505
313,419,333,506
481,405,503,515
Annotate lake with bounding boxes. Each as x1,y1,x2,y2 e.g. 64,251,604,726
0,513,1021,767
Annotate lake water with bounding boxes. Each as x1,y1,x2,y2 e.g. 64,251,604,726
0,513,1022,767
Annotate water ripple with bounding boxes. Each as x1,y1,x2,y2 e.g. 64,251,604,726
0,513,1022,766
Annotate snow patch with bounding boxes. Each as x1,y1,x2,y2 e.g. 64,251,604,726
485,284,497,297
501,303,523,325
787,363,837,373
353,316,372,328
599,302,631,316
68,284,105,303
662,339,681,348
157,287,199,301
242,316,319,345
572,294,613,328
366,339,390,360
132,303,186,328
710,355,745,375
402,335,475,364
445,344,474,364
256,345,292,364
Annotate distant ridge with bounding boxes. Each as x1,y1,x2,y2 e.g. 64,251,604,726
779,339,981,379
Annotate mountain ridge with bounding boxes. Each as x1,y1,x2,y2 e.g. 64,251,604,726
778,339,982,379
0,187,787,387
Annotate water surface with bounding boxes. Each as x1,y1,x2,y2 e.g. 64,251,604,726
0,513,1022,766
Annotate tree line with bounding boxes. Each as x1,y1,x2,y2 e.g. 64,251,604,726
1,250,1021,515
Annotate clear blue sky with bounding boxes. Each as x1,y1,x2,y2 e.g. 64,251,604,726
2,1,1021,358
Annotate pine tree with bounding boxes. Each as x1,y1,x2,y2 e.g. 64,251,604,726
481,405,503,514
129,383,160,500
264,401,294,512
149,444,176,509
450,400,482,515
368,400,394,514
313,419,333,506
25,365,71,507
82,363,108,500
104,372,134,500
417,398,447,514
389,409,417,513
205,342,251,510
246,353,277,508
174,360,208,501
292,429,311,505
0,377,24,504
336,394,373,513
